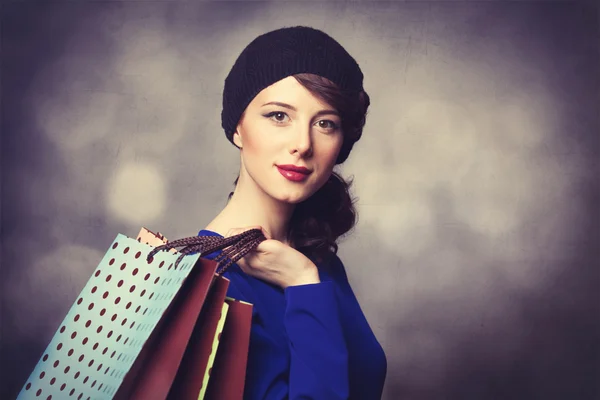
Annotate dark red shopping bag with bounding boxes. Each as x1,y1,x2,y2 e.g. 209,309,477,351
205,297,254,399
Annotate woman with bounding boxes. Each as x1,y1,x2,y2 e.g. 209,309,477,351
199,26,387,399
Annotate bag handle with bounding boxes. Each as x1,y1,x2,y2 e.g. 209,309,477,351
146,229,266,275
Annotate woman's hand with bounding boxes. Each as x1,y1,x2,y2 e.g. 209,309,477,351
225,226,320,289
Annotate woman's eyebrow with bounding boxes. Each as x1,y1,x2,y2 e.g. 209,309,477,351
314,109,340,118
261,101,339,117
262,101,296,110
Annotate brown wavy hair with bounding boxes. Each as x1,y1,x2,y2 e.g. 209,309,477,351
229,73,370,263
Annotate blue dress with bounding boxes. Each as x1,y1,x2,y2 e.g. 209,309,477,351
198,229,387,399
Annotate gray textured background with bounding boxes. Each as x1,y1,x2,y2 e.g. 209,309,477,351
1,1,598,399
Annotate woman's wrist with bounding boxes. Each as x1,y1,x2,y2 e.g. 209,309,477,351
285,261,320,288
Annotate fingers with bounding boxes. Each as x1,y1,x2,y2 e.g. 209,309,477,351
258,227,271,240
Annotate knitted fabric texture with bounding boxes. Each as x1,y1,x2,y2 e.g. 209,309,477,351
221,26,364,164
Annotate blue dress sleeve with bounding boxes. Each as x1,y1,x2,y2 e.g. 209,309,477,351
284,282,349,399
223,270,349,400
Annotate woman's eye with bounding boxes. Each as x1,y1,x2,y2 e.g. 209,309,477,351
317,120,339,130
264,111,289,123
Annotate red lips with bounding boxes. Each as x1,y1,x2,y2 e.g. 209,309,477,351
276,165,312,182
276,165,312,174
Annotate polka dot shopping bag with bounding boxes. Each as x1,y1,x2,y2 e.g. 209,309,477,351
16,227,262,400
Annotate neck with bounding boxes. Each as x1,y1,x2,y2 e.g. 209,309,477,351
205,168,296,244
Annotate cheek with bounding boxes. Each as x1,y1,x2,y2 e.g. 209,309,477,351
241,127,280,169
313,140,342,184
321,136,343,165
242,119,284,149
242,126,268,154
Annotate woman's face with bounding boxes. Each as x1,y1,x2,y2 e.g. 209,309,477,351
233,75,343,204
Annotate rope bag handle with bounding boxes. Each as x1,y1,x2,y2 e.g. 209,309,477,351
146,229,266,275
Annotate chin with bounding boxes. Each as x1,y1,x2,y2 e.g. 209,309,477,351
274,193,310,205
261,171,325,204
271,186,316,204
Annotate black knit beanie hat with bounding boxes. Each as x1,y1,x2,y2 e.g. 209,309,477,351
221,26,365,164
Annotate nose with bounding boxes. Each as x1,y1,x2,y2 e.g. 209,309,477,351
289,123,313,157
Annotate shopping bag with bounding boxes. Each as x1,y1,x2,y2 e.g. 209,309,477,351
124,228,260,400
204,297,254,399
166,272,231,400
137,227,169,247
17,227,264,400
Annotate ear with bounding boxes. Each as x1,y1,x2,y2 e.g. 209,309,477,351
233,127,243,148
233,110,248,148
